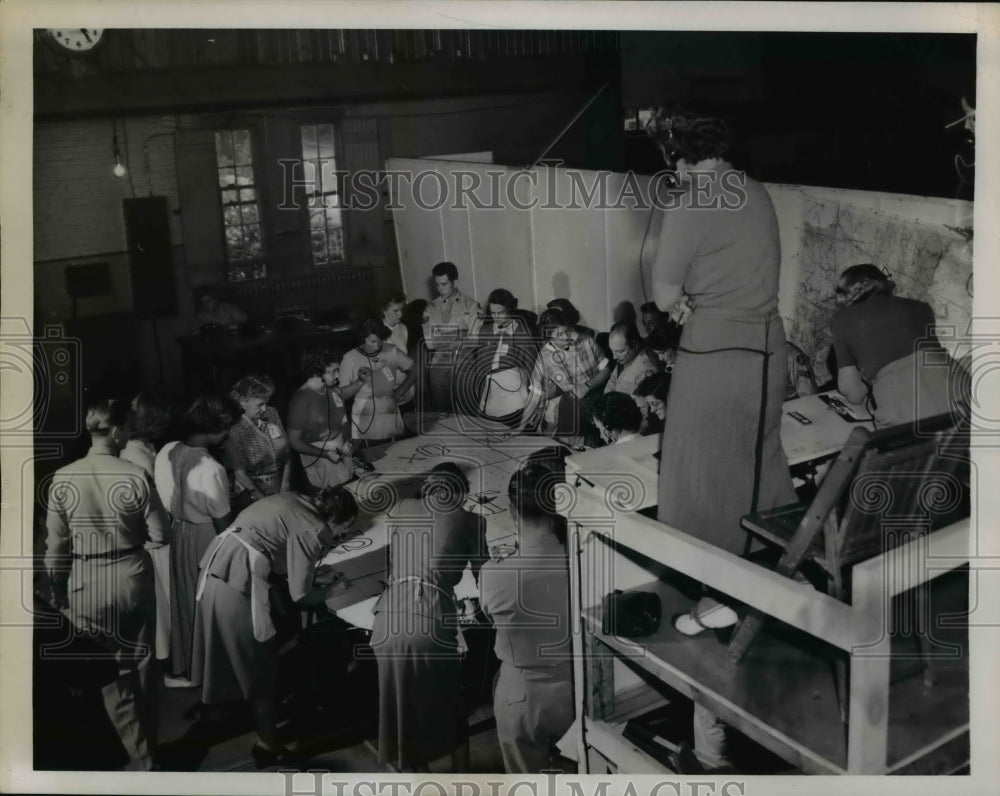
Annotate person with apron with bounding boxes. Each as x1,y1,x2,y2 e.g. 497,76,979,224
479,459,573,773
340,318,416,443
191,487,358,767
46,399,166,770
154,394,239,683
370,463,489,772
223,374,291,512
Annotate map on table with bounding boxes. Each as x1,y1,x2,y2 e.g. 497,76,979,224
321,415,562,613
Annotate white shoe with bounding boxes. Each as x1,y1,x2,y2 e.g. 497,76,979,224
163,675,194,688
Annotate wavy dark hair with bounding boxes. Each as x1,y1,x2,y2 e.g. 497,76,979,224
837,263,896,307
181,393,241,437
645,105,733,165
508,460,564,521
419,462,470,510
300,349,340,380
359,317,392,344
545,298,581,327
486,288,518,313
592,391,642,435
538,307,570,339
313,485,359,525
127,391,173,444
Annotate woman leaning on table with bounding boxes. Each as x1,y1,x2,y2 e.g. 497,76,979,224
830,263,970,429
191,486,358,767
645,106,797,771
370,463,489,773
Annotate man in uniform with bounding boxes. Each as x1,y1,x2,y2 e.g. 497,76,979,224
421,261,480,412
45,399,165,770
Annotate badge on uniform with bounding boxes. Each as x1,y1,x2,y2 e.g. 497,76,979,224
267,423,283,439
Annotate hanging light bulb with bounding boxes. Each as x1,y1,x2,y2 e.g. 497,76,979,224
112,132,127,179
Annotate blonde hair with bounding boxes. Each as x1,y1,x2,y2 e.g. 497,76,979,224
85,399,129,436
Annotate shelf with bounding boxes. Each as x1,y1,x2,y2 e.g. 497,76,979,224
582,571,969,774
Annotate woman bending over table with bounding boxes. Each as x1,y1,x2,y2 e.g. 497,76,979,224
831,263,969,429
191,487,358,767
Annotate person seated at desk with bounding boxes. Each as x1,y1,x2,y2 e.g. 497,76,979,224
640,301,681,368
191,486,358,768
604,322,661,398
520,307,611,439
287,350,355,490
635,371,671,436
193,285,247,331
830,263,969,428
591,391,643,446
340,318,416,444
371,463,489,773
479,460,573,774
224,374,292,513
466,288,538,425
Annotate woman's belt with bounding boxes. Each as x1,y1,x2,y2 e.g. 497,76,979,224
196,528,276,643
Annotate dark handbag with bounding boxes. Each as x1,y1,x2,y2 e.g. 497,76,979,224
601,589,661,638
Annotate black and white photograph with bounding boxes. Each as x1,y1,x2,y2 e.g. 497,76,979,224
1,2,998,794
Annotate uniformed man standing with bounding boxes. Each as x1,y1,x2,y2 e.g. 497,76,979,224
45,399,165,770
421,261,480,412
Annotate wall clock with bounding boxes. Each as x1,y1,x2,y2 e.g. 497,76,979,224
41,29,106,57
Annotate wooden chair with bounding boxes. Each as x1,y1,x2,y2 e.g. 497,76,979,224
725,413,970,718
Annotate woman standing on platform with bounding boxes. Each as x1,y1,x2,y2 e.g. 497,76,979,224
120,391,174,669
645,107,796,771
154,394,239,683
191,486,358,767
371,463,489,772
287,350,355,490
830,264,969,428
340,318,416,444
224,374,292,512
467,288,538,425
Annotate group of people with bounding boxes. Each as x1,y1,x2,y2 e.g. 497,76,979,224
41,103,969,776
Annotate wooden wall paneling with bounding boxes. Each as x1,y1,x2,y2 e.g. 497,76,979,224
465,165,535,312
263,116,309,277
342,118,385,267
530,166,609,329
389,158,447,302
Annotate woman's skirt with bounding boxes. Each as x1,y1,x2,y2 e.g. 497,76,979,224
147,544,171,660
871,351,968,429
371,584,465,767
169,518,218,678
352,395,405,441
657,308,796,556
302,452,355,490
190,546,277,704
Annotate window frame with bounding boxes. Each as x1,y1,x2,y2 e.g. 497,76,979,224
299,120,349,269
213,127,269,283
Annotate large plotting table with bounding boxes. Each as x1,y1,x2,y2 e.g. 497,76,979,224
319,413,561,622
564,391,873,513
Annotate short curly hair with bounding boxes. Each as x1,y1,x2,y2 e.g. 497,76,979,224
127,391,173,444
645,105,732,165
